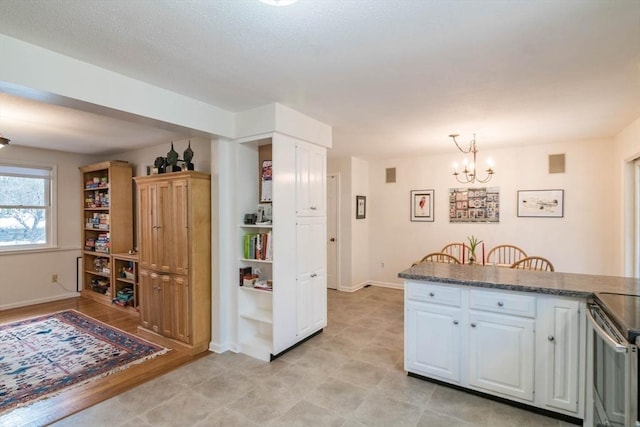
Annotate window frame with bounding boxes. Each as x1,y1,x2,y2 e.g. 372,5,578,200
0,161,57,252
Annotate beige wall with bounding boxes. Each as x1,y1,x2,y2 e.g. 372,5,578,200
330,135,631,290
0,146,93,309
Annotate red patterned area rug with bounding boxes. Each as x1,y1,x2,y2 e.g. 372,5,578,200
0,310,168,413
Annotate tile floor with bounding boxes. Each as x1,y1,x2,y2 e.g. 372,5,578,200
54,286,578,426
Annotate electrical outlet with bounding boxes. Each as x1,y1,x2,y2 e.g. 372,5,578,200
51,274,58,283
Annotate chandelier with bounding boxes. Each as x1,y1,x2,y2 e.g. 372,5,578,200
0,134,10,149
450,133,494,184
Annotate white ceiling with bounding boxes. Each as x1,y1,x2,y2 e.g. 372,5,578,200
0,0,638,159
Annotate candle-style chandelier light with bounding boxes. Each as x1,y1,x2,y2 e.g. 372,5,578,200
450,133,495,184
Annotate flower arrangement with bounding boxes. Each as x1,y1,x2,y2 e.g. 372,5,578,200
467,235,483,264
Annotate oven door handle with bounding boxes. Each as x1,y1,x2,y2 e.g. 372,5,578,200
586,304,629,354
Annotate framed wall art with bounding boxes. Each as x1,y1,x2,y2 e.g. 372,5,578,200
356,195,366,219
410,189,434,222
449,187,500,223
517,189,564,218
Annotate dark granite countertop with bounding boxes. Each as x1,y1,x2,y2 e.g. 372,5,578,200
398,263,640,298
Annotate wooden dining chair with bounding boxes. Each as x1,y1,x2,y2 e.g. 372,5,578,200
412,252,461,266
486,244,527,267
440,243,471,264
510,256,555,272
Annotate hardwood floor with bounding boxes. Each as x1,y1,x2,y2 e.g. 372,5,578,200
0,297,206,427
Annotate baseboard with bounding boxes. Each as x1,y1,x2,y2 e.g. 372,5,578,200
337,281,404,293
337,282,366,293
367,281,404,290
209,341,236,354
0,292,80,311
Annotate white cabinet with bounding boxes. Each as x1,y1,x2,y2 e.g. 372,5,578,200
296,141,326,216
296,213,327,337
468,311,535,401
536,297,581,414
404,280,585,418
235,135,327,362
405,302,462,382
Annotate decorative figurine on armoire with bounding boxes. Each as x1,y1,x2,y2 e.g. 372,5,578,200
154,156,166,174
183,141,195,171
166,142,180,172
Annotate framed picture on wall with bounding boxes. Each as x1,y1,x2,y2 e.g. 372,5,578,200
356,195,366,219
410,189,434,222
517,189,564,217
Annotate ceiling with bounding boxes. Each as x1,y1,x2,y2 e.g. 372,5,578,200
0,0,638,159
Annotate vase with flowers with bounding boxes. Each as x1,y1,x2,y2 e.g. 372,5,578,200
467,235,483,265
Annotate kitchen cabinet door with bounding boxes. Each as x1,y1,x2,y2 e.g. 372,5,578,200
295,216,327,337
295,142,326,216
469,311,535,401
538,298,580,413
405,302,462,383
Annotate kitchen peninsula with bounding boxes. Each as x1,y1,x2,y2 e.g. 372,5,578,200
399,263,640,424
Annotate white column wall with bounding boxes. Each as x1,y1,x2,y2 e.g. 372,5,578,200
613,117,640,276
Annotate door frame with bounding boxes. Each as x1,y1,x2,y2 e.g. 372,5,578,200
327,172,341,290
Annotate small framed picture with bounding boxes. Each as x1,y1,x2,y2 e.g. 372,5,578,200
517,189,564,218
356,195,366,219
411,190,435,222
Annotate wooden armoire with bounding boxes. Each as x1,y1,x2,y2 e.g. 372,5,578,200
134,171,211,354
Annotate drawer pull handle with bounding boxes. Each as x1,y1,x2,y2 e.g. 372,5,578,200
453,320,459,325
548,335,555,342
497,301,504,307
429,292,435,297
471,323,477,328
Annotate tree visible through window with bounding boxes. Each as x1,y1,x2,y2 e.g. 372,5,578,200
0,164,53,249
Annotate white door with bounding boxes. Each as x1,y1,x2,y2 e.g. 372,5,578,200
327,173,339,290
468,311,535,401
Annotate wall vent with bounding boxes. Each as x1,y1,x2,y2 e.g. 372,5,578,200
386,167,396,183
548,154,565,174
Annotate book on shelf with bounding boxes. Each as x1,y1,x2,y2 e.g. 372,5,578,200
243,232,272,261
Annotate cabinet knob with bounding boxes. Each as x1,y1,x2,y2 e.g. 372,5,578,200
497,301,504,307
310,206,317,210
330,238,336,242
548,335,555,342
453,320,459,325
429,292,435,297
310,273,317,278
471,323,477,328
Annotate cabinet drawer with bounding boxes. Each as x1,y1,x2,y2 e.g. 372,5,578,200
469,289,536,318
406,282,461,307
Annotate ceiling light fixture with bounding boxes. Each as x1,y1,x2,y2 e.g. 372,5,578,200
258,0,298,6
450,133,495,184
0,134,10,149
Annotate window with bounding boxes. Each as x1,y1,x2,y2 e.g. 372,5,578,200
0,163,55,250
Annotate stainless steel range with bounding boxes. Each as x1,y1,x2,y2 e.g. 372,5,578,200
586,293,640,427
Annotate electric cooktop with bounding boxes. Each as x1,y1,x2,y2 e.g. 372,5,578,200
594,292,640,344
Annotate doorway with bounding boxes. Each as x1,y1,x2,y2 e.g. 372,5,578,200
327,173,339,290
